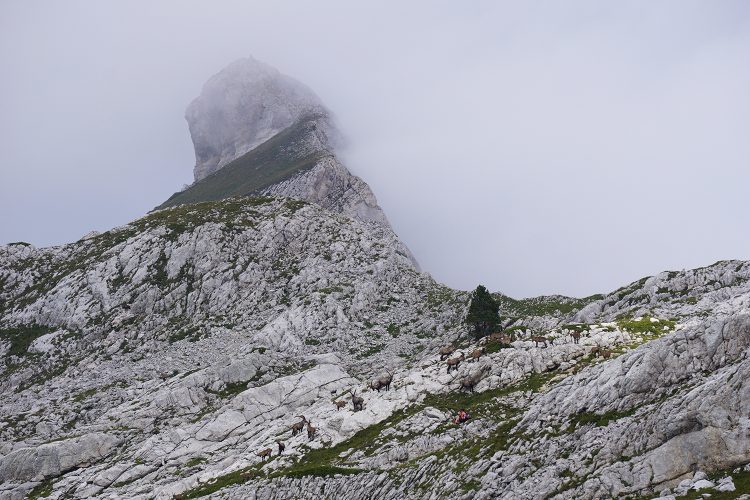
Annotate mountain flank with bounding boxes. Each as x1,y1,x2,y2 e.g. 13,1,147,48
1,57,749,499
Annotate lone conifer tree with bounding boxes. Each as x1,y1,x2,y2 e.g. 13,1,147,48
465,285,500,339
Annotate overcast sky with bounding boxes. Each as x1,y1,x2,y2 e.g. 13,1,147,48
1,1,749,298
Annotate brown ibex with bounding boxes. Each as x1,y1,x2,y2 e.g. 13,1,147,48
307,421,316,441
351,392,364,412
470,347,484,362
257,448,272,460
370,370,393,392
276,440,285,455
487,332,512,346
460,365,490,393
334,400,347,411
571,331,581,344
446,353,465,373
486,332,504,343
531,336,548,348
601,349,612,359
439,345,456,360
291,415,307,436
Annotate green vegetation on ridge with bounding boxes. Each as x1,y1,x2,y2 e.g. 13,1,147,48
155,115,329,211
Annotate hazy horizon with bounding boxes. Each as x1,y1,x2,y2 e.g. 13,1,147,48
2,1,749,298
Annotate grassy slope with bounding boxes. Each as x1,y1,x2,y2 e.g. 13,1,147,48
155,115,329,211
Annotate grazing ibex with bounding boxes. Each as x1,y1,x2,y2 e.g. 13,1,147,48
531,336,548,348
460,365,490,393
351,392,364,412
590,346,601,357
257,448,272,460
291,416,307,436
571,331,581,344
487,332,512,345
439,345,456,360
486,332,504,343
276,440,285,455
601,349,612,359
307,421,317,441
370,370,393,392
470,347,484,362
446,353,465,373
334,400,347,411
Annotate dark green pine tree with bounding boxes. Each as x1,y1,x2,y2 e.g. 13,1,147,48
465,285,500,339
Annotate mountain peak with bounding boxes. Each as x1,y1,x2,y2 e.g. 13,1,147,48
186,56,334,182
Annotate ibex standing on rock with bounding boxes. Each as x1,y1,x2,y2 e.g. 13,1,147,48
351,392,364,412
439,345,456,360
257,448,272,461
446,353,465,373
460,365,490,393
276,440,285,455
470,348,484,362
370,370,393,392
334,400,347,411
531,336,548,348
307,421,317,441
291,416,307,436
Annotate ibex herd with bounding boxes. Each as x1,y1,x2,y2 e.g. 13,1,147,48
255,329,619,463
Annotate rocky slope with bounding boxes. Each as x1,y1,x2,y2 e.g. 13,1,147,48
2,56,749,500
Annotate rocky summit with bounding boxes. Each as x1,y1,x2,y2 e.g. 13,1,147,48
2,58,750,500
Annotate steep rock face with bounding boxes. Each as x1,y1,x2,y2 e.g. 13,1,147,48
187,57,330,182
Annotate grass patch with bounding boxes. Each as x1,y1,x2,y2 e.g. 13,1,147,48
27,478,54,498
206,381,248,399
174,464,264,499
270,465,363,479
567,407,638,431
616,316,675,335
185,456,208,468
485,339,511,354
72,387,98,403
0,324,54,357
155,114,328,211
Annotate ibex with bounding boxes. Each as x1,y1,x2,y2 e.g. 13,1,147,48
439,345,456,360
276,440,285,455
334,400,347,411
446,353,465,373
601,349,612,359
571,331,581,344
370,370,393,392
351,392,364,412
470,347,484,362
291,415,307,436
531,336,548,348
307,421,317,441
257,448,272,460
460,365,490,393
487,332,511,345
486,332,504,343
